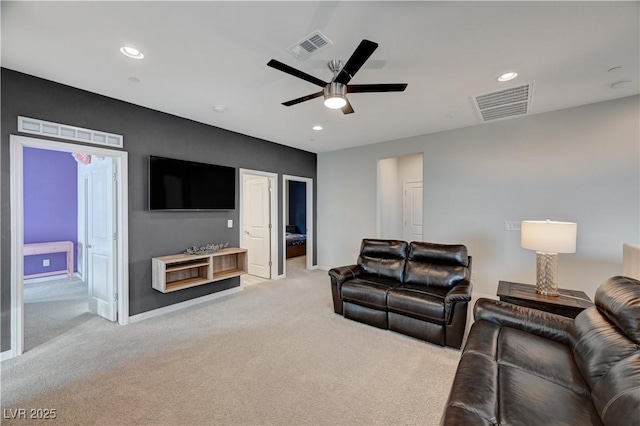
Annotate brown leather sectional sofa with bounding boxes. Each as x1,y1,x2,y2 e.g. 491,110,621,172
441,275,640,426
329,239,472,349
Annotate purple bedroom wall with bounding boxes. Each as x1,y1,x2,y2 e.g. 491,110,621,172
23,147,78,276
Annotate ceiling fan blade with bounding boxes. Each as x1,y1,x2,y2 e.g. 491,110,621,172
334,39,379,84
282,91,324,107
267,59,327,88
341,98,355,115
348,83,408,93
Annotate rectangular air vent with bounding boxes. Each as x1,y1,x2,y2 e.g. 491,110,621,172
472,82,534,122
287,30,332,60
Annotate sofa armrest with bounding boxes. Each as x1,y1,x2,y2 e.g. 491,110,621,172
328,265,363,314
474,298,574,345
444,280,472,323
328,264,363,285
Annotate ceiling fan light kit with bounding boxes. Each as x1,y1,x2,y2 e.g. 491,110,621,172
323,82,347,109
268,39,407,115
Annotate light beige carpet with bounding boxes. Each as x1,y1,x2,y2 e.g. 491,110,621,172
23,277,92,351
1,266,461,425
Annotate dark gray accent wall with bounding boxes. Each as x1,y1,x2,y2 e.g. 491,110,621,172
1,68,317,352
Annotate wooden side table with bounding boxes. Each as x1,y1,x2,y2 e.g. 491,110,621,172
497,281,593,318
24,241,74,280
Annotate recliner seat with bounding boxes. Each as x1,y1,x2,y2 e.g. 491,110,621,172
329,239,472,349
441,275,640,426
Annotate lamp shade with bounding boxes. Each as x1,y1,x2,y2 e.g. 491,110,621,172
521,220,577,253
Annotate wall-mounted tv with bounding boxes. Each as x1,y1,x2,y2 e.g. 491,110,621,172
149,155,236,211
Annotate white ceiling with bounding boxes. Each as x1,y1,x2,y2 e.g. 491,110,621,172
2,1,638,154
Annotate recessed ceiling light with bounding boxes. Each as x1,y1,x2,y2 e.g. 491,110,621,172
312,125,323,131
607,66,622,73
120,46,144,59
497,72,518,82
213,105,227,113
128,76,140,83
611,80,632,89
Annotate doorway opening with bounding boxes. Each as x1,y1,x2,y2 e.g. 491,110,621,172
377,153,424,241
239,169,278,283
282,175,314,277
9,135,129,359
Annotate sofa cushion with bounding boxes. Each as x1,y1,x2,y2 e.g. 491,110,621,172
340,276,399,310
465,320,589,395
386,284,448,324
444,321,603,425
408,241,469,267
498,364,602,425
403,242,469,289
357,239,408,282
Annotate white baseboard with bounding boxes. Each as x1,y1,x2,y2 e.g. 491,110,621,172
129,286,243,323
24,272,81,284
315,265,331,271
274,274,285,280
1,349,16,361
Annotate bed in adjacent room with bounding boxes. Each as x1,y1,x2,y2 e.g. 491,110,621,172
286,225,306,258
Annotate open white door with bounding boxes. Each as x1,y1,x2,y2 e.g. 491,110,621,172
85,157,117,321
403,181,423,242
242,174,271,279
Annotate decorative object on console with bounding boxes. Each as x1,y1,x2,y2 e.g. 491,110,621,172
184,242,229,255
521,219,577,296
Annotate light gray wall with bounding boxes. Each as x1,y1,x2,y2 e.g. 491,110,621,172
318,96,640,299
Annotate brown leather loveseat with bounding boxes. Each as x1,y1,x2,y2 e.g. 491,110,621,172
329,239,472,349
441,275,640,426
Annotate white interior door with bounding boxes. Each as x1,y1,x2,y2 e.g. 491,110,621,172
85,157,117,321
403,181,423,242
242,175,271,279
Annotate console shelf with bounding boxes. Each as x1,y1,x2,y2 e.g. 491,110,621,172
152,247,247,293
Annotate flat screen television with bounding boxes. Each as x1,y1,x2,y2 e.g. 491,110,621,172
149,155,236,210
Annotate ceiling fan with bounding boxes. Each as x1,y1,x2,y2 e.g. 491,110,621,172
267,39,407,115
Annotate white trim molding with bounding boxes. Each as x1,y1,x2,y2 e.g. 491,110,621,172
18,116,123,148
8,135,129,359
129,287,242,323
282,175,315,275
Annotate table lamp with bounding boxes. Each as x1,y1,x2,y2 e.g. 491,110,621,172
521,219,577,296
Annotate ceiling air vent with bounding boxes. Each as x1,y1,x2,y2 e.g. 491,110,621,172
286,30,333,60
472,82,534,122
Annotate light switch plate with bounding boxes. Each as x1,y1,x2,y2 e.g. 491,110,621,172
227,219,233,228
504,221,521,231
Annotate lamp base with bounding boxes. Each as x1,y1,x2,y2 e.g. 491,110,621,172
535,252,559,296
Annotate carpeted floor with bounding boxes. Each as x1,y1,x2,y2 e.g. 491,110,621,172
23,277,92,351
1,263,461,425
